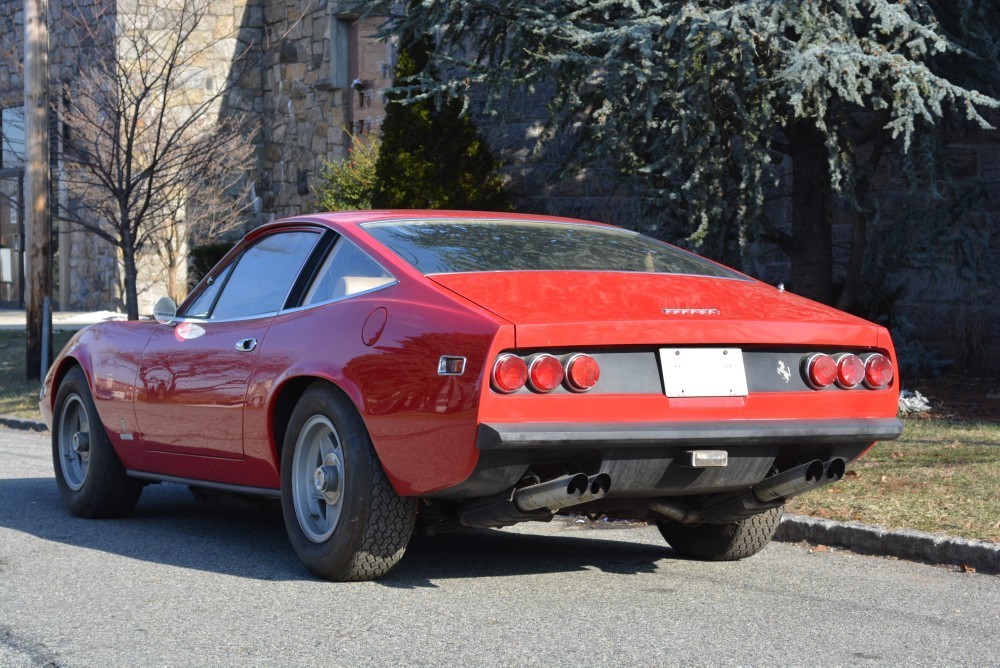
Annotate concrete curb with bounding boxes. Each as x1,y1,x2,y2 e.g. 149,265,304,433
0,415,47,432
777,514,999,574
1,415,996,573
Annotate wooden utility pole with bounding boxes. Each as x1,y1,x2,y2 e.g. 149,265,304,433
23,0,51,381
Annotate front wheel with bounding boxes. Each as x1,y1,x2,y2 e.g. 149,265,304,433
51,366,143,518
280,383,416,581
656,505,783,561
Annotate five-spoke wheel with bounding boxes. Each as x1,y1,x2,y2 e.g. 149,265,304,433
51,366,143,518
280,382,416,581
57,393,92,492
291,415,346,543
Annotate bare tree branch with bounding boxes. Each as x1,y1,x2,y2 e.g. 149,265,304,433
57,0,260,316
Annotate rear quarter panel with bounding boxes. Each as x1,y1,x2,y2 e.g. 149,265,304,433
248,279,505,494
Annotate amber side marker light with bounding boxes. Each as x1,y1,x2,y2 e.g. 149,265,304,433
492,354,528,393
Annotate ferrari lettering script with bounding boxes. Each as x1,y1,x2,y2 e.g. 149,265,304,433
661,308,721,316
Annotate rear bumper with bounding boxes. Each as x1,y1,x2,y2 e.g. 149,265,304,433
477,417,903,450
428,417,902,500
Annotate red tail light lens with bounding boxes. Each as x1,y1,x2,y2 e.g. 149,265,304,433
804,353,837,389
492,354,528,393
864,353,894,389
528,354,564,393
836,354,865,389
565,354,600,392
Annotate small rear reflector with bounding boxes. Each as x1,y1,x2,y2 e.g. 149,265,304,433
492,354,528,393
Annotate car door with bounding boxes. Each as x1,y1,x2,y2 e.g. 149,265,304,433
135,229,320,459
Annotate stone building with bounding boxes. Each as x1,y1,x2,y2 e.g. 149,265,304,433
0,0,393,313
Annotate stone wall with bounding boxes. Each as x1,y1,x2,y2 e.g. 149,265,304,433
472,89,648,231
253,3,391,219
64,226,120,310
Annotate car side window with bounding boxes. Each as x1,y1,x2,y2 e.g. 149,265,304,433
209,231,319,320
184,263,234,319
303,237,394,306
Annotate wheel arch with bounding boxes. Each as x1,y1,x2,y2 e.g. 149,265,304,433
269,374,369,472
46,354,93,415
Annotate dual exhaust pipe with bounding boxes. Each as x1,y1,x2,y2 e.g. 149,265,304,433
651,458,847,525
514,473,611,512
752,458,846,504
460,472,612,529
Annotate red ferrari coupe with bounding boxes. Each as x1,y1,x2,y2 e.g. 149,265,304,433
41,211,902,580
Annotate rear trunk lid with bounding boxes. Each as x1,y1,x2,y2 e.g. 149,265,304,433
429,271,882,348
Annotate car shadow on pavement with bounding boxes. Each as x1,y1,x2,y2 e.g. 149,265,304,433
382,529,671,589
0,477,307,581
0,477,676,583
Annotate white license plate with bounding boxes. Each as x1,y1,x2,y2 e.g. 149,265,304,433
659,348,748,398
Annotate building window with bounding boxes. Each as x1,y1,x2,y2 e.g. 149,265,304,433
0,106,25,169
329,15,357,90
315,10,358,92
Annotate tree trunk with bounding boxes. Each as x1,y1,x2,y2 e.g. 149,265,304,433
836,208,867,312
836,123,888,312
122,244,140,320
787,119,834,305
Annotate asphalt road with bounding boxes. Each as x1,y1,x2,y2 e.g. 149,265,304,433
2,427,998,667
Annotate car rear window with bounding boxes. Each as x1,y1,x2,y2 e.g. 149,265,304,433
362,219,743,278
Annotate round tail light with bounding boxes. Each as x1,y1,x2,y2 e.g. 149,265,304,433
864,353,894,389
836,354,865,389
527,354,564,393
565,353,600,392
804,353,837,389
492,353,528,393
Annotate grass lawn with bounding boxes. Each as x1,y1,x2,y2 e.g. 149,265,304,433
786,418,1000,542
2,327,998,541
0,329,75,418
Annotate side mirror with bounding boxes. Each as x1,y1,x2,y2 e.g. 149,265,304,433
153,296,178,326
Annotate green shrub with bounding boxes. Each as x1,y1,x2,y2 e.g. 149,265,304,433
371,44,508,211
313,135,380,212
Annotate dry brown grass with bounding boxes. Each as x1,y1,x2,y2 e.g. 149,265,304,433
786,419,1000,542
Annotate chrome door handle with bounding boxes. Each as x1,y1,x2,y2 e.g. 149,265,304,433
235,338,258,352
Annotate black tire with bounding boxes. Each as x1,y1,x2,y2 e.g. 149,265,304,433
51,366,143,518
280,382,416,581
657,505,783,561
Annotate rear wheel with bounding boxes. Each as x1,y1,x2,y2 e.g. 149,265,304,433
657,505,783,561
52,366,143,518
280,383,416,581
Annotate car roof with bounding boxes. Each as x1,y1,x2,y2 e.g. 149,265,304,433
260,210,619,233
235,211,621,284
